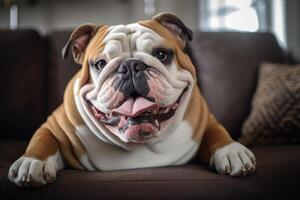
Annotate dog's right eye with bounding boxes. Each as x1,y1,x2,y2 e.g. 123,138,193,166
95,59,107,70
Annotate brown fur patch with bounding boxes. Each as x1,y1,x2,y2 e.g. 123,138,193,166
24,127,58,160
199,115,233,163
55,105,86,166
184,86,209,142
46,106,84,169
77,25,110,88
24,105,84,169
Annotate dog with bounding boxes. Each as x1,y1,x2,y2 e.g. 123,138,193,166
8,13,256,187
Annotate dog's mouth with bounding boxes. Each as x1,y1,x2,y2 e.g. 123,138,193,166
86,88,187,143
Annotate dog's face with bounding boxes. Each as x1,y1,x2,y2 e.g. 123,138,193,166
63,13,196,144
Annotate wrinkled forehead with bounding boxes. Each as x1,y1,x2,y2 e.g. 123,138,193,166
86,23,172,59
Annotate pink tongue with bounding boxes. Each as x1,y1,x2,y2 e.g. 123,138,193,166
112,97,158,117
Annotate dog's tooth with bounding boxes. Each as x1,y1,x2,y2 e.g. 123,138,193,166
164,107,170,113
155,120,159,127
92,106,97,114
121,116,127,122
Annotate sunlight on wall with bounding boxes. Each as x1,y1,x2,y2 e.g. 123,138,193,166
272,0,286,48
200,0,287,48
202,0,259,32
225,7,259,32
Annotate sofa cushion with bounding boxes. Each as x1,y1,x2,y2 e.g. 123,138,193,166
1,140,299,200
240,63,300,145
190,32,285,139
0,30,47,140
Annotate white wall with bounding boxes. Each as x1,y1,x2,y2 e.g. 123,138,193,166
0,0,199,34
1,0,298,59
286,0,300,60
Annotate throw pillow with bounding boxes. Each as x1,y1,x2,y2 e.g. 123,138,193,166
239,62,300,145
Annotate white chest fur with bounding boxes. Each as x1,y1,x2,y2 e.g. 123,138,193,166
75,121,199,171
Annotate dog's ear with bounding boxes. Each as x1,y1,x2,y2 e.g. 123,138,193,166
153,13,193,47
62,23,99,64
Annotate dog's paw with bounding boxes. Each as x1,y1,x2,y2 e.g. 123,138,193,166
210,142,256,176
8,154,61,187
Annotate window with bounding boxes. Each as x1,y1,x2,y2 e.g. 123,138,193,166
199,0,286,48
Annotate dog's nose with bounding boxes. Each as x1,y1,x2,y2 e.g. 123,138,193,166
115,58,150,98
117,59,147,74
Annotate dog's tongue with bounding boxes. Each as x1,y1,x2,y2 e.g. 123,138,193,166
112,97,158,117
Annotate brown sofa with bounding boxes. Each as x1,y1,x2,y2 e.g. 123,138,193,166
0,29,299,200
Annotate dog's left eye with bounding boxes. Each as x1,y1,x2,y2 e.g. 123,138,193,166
95,59,107,70
153,48,173,64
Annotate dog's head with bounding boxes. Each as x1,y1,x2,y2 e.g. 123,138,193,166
63,13,196,144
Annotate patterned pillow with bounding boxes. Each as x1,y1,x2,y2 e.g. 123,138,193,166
239,62,300,146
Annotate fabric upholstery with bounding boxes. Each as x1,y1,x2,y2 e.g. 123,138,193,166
239,63,300,145
1,140,300,200
46,31,81,114
190,32,285,139
0,30,47,140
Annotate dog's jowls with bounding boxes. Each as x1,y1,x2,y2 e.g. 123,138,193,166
8,13,256,187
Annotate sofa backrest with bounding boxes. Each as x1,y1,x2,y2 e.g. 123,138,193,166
0,30,47,140
190,32,285,139
0,29,287,140
46,31,80,114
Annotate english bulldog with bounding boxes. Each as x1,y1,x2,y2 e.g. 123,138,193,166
8,13,256,187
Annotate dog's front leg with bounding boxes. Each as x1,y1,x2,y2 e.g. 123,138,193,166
199,115,256,176
8,127,64,187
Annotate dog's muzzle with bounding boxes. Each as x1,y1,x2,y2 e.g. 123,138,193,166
87,59,187,143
